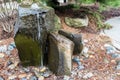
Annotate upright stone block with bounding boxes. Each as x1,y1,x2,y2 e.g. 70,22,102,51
14,3,55,66
48,33,74,75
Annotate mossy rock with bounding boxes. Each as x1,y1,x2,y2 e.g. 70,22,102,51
54,14,61,31
65,16,89,28
14,34,42,66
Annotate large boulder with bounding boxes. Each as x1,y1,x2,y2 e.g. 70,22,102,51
48,33,74,75
14,3,55,66
64,16,89,28
58,30,83,55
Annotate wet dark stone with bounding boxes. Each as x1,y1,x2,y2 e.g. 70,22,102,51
48,33,74,76
58,30,83,55
14,4,55,66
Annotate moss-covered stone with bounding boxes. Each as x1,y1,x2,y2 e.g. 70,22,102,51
64,16,88,28
15,34,42,66
54,14,61,31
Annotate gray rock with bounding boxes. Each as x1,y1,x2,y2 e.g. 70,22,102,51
30,76,37,80
111,53,120,58
58,30,83,55
48,33,74,76
0,53,4,58
63,75,70,80
7,60,13,66
78,65,85,70
42,72,50,78
116,61,120,70
8,75,17,80
5,51,11,55
83,72,93,79
8,42,16,51
0,76,4,80
104,44,116,54
72,57,80,62
64,16,88,28
82,47,89,57
23,68,30,73
116,64,120,70
0,45,7,53
21,77,27,80
71,71,77,77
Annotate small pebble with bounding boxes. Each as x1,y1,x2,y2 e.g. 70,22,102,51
8,64,16,69
5,51,11,55
7,60,13,66
38,76,44,80
72,57,80,62
0,53,5,58
8,75,17,80
0,76,4,80
82,47,89,57
7,42,16,51
116,64,120,70
83,72,93,79
21,77,27,80
40,67,47,73
0,45,7,53
63,75,70,80
23,68,30,73
30,76,37,80
18,73,27,78
78,65,84,70
83,47,89,54
111,53,120,58
104,44,116,54
43,72,50,78
84,39,88,43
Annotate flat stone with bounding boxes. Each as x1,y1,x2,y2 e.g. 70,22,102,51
30,76,37,80
0,45,7,53
111,53,120,58
63,75,70,80
40,67,47,73
42,72,51,78
72,57,80,62
18,73,27,78
82,47,89,57
38,76,44,80
83,72,93,79
78,65,85,70
8,64,16,69
21,77,27,80
0,76,4,80
116,64,120,70
8,75,17,80
0,53,5,58
104,44,116,54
